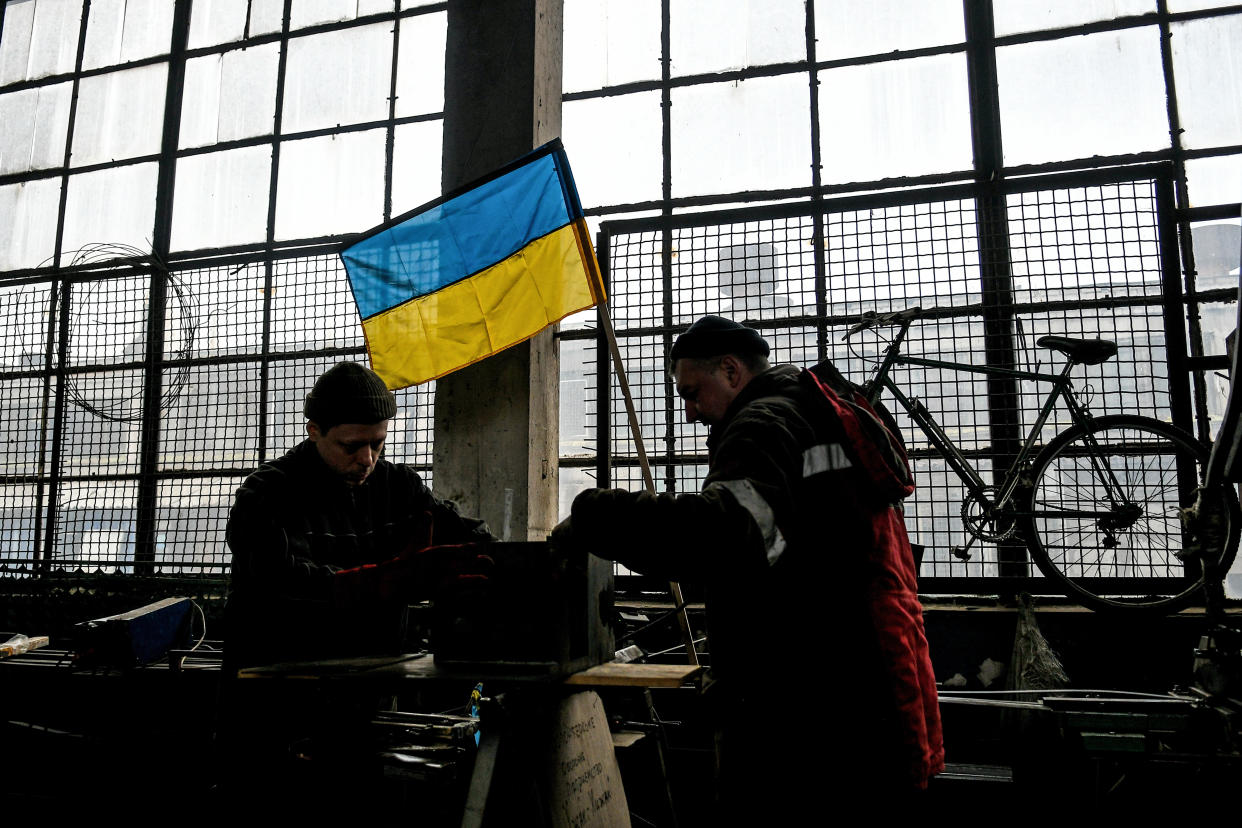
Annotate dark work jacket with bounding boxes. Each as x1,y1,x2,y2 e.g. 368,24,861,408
225,439,494,668
570,365,943,789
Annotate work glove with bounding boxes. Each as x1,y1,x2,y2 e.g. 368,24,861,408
333,543,494,608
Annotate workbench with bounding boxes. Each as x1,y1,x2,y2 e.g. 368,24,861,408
233,655,703,827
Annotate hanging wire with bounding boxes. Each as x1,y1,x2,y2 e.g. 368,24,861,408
40,243,198,423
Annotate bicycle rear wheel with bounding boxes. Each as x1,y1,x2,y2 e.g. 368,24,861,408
1022,415,1238,613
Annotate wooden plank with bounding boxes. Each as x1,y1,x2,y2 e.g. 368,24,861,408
564,663,701,688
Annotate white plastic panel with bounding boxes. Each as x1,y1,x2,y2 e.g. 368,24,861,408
61,162,159,255
1171,14,1242,152
282,23,394,133
171,145,272,252
0,178,61,270
998,26,1169,165
0,81,72,175
0,0,82,84
81,0,174,70
562,91,663,207
180,43,280,148
70,63,168,167
993,0,1156,36
275,129,387,239
563,0,661,93
818,52,973,184
391,118,444,215
187,0,249,49
394,10,446,117
672,74,811,197
814,0,964,61
670,0,806,76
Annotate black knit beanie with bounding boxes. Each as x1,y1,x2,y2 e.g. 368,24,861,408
670,315,770,361
304,362,397,427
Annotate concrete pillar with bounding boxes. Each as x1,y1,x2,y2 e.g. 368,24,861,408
434,0,563,541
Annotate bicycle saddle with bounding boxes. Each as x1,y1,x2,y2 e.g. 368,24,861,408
1036,335,1118,365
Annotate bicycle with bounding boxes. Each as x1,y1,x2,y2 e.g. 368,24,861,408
845,306,1240,613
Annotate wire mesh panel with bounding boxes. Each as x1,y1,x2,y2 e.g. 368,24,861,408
269,254,366,353
155,477,236,575
49,480,138,573
591,168,1196,594
826,198,981,315
160,362,262,472
672,216,820,323
0,246,439,576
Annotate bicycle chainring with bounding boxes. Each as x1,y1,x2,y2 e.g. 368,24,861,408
961,488,1019,542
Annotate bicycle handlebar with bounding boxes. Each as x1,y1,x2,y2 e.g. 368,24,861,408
845,306,923,339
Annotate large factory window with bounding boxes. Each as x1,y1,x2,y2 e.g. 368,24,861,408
0,1,1237,601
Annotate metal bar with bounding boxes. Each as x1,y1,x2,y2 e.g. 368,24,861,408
383,0,401,223
965,0,1026,579
1156,176,1196,436
39,0,96,575
133,0,193,574
1157,0,1211,442
805,0,829,363
596,228,613,489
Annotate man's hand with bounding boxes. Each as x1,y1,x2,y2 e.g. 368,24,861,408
332,543,494,607
549,515,576,551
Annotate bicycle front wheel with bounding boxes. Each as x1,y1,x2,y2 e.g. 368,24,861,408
1022,415,1236,613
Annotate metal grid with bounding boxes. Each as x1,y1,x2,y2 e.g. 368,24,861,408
590,167,1191,590
0,249,436,577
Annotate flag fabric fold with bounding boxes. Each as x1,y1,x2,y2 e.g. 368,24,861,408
340,139,605,389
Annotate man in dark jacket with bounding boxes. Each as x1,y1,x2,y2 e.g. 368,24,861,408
225,361,495,668
556,316,942,813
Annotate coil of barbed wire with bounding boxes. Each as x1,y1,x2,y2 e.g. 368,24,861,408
41,243,198,423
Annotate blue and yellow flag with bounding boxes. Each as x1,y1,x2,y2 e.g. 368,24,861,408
340,140,606,389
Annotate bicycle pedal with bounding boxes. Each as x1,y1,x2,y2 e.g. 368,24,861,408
951,546,972,561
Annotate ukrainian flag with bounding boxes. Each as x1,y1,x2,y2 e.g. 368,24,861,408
340,140,606,389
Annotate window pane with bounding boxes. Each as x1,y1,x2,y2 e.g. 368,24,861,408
82,0,174,70
394,11,446,117
249,0,285,36
670,0,806,76
993,0,1156,36
62,163,159,255
188,0,249,49
1186,155,1242,207
998,27,1169,166
275,130,386,239
814,0,964,61
283,24,394,133
672,74,811,197
290,0,360,30
0,0,82,84
563,91,663,207
1171,14,1242,151
71,63,168,166
0,81,72,175
392,119,444,214
180,43,280,148
0,178,61,270
1169,0,1238,9
564,0,661,93
286,0,394,30
819,53,972,184
172,146,272,252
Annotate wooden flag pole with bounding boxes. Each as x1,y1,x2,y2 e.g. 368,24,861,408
596,300,699,666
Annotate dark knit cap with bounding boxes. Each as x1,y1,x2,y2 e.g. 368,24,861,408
670,315,770,361
304,362,397,426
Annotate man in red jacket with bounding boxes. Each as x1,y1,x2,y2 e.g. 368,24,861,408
556,316,942,814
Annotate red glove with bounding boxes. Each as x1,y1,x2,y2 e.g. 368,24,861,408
333,543,494,608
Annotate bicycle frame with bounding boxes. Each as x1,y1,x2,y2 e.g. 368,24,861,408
860,319,1132,520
